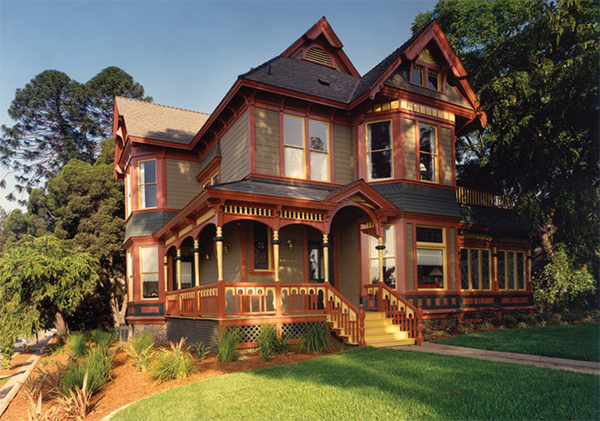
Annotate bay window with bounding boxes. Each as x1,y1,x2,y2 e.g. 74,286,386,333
140,245,159,299
416,226,445,289
418,124,437,182
138,159,157,209
367,120,392,180
460,248,491,290
497,250,527,290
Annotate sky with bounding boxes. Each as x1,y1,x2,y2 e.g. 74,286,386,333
0,0,437,212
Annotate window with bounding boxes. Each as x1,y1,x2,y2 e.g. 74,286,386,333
125,170,132,217
497,250,527,290
428,70,439,90
369,225,396,287
367,120,392,180
283,115,330,181
412,66,423,86
180,260,192,289
252,222,271,271
127,250,133,301
460,248,491,290
138,160,157,209
418,124,437,182
416,226,445,289
411,58,442,92
140,246,159,299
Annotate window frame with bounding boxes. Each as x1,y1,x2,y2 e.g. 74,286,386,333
410,62,444,92
416,122,438,183
460,247,492,291
366,119,393,181
415,226,446,290
140,245,159,300
138,159,158,210
497,250,527,291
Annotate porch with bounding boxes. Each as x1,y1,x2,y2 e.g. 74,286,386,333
164,281,423,348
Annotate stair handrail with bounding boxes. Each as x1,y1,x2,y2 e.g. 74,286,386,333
364,283,423,345
323,283,366,347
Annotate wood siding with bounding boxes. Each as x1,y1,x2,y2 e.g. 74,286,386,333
441,127,453,186
404,119,417,180
336,217,360,308
279,225,304,282
254,108,280,176
333,124,356,184
221,110,249,183
165,159,203,209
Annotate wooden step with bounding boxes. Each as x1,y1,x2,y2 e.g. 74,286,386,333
367,338,416,348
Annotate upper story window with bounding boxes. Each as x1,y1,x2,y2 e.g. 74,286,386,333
138,159,157,209
125,170,132,218
418,124,437,182
367,120,392,180
411,49,443,92
283,114,330,181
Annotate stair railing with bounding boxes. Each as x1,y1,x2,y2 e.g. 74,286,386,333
324,283,366,347
364,283,423,345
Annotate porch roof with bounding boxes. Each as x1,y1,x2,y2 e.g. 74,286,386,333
459,204,531,231
210,177,338,201
372,182,462,218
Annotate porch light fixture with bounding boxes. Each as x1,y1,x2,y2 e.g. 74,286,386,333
287,240,294,250
205,251,212,260
224,243,231,254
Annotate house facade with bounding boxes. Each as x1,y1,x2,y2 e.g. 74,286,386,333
113,18,532,347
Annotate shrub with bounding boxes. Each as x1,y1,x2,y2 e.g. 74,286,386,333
57,347,113,396
55,370,95,420
89,329,115,349
193,342,210,362
127,333,155,371
67,332,87,358
149,339,196,382
298,322,331,353
216,328,240,363
256,325,277,362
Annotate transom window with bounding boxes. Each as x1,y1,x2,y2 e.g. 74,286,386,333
460,248,491,290
283,114,330,181
418,124,437,182
138,159,157,209
416,226,445,290
367,120,392,180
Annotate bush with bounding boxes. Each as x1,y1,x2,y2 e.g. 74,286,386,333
89,329,115,349
256,325,277,362
193,342,210,362
298,322,331,353
149,339,196,382
58,347,113,396
533,247,597,317
67,332,87,358
127,333,155,371
216,328,240,363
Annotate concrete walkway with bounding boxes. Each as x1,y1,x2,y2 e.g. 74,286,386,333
0,330,56,417
394,342,600,375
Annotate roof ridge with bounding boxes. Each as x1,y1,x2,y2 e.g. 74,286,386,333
116,96,210,116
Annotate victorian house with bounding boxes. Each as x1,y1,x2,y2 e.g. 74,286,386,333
113,18,532,347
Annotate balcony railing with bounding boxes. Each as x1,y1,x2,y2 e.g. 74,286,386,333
456,186,515,209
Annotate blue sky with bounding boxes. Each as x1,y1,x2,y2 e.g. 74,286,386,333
0,0,436,211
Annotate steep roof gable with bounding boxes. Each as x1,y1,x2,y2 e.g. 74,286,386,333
281,17,359,77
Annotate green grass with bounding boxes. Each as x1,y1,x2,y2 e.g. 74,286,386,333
112,347,599,421
434,323,600,362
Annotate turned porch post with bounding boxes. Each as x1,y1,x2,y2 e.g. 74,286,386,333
322,234,330,283
163,256,168,292
376,237,385,284
193,239,201,286
215,227,224,282
272,230,280,282
175,248,182,290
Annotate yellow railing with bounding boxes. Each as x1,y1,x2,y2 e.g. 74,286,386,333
456,186,514,209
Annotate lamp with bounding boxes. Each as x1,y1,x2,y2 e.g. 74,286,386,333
429,267,443,277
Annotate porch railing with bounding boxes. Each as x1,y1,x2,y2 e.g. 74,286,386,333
164,282,366,346
364,283,423,345
456,186,514,209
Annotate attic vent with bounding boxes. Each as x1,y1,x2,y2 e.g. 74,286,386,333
305,47,333,67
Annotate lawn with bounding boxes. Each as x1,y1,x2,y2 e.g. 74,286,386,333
112,347,599,421
434,323,600,362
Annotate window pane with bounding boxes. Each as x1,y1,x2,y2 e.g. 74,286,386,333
369,150,392,179
416,227,443,243
310,151,328,181
412,66,423,85
141,184,157,208
419,125,436,154
284,115,303,147
417,248,443,288
420,153,435,181
139,160,156,184
253,223,269,270
460,249,469,289
284,146,304,178
428,71,439,90
141,246,158,272
142,272,159,298
309,120,328,152
507,251,516,289
517,252,525,289
497,251,506,289
383,258,396,287
470,249,480,289
481,250,491,289
181,261,192,289
370,259,379,283
368,121,391,151
383,225,395,254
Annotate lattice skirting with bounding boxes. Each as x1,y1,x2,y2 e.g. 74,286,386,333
166,318,220,351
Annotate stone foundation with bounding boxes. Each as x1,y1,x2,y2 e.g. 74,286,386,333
131,323,168,344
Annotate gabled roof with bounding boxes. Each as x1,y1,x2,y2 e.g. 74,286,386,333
115,97,209,145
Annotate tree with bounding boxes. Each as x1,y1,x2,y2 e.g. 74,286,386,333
413,0,599,276
0,67,149,199
0,236,98,356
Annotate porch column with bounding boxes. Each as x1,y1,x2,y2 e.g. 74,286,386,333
376,237,385,284
215,227,224,282
193,240,201,286
272,230,280,282
163,256,168,292
322,234,330,283
175,248,182,290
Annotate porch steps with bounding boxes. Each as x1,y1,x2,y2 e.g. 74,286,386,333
363,312,415,348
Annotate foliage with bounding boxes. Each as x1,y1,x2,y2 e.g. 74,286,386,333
533,247,597,316
0,67,149,197
148,339,196,382
216,328,240,363
112,347,600,421
126,333,155,372
256,325,277,362
192,341,210,362
67,332,87,358
413,0,600,276
0,236,98,357
55,369,95,421
57,346,113,397
89,329,115,350
297,322,331,354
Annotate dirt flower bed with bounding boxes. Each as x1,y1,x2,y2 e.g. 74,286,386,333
2,341,338,420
